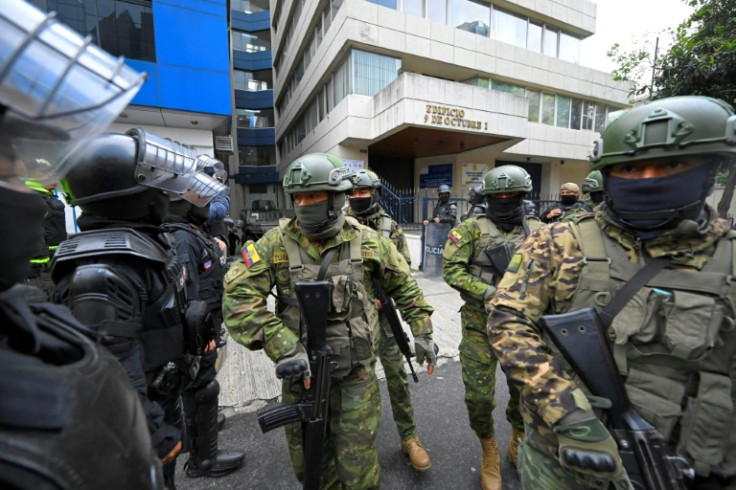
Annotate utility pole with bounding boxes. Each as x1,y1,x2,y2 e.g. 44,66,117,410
650,36,660,99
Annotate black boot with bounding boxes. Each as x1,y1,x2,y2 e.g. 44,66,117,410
184,380,244,478
217,412,226,431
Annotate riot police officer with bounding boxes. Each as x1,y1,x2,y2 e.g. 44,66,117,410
461,185,487,222
347,169,432,471
223,153,436,488
442,165,541,490
164,197,245,478
424,184,457,225
0,1,163,488
488,96,736,489
52,128,226,489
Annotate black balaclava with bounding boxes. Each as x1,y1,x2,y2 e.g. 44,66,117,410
486,194,525,231
589,192,604,205
604,162,717,240
560,194,578,206
438,193,450,205
349,189,379,216
295,193,346,240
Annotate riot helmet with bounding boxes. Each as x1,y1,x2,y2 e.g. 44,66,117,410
0,0,145,185
480,165,532,228
169,195,210,227
349,169,381,215
438,184,451,203
283,153,353,239
589,96,736,237
466,185,483,205
582,170,604,205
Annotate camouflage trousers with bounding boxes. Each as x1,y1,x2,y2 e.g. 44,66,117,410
460,304,523,439
283,363,381,489
377,315,416,441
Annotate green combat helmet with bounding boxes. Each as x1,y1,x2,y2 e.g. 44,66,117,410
590,96,736,171
283,153,353,239
480,165,533,195
350,169,381,216
582,170,603,193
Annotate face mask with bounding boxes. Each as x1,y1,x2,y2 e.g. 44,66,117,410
0,185,47,291
438,194,449,204
605,163,714,238
486,195,524,228
560,194,578,206
295,193,345,240
349,196,373,215
589,192,604,205
188,202,210,226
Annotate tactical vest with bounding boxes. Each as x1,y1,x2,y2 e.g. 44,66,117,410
165,222,224,318
53,228,186,372
557,217,736,477
435,202,456,223
464,216,541,306
276,217,379,379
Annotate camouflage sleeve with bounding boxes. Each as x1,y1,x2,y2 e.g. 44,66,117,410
487,222,585,427
222,231,300,363
390,220,411,266
441,220,487,302
375,234,433,336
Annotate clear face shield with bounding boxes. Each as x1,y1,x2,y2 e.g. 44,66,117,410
128,128,227,207
0,0,146,185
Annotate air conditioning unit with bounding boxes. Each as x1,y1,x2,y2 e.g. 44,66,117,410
215,135,234,153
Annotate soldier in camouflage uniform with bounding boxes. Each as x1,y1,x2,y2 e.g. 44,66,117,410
347,169,432,471
442,165,541,490
541,182,587,223
487,96,736,489
223,154,436,488
581,169,604,212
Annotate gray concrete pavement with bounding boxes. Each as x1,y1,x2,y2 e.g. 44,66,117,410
178,272,523,489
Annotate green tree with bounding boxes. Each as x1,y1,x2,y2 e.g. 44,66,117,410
609,0,736,217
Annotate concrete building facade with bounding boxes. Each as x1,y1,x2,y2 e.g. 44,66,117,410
270,0,631,216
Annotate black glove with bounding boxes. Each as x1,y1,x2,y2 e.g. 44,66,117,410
275,344,310,384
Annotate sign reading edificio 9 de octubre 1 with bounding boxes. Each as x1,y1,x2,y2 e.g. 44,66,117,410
424,104,488,130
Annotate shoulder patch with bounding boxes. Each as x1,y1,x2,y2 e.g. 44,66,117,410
273,250,289,264
242,242,262,268
449,229,462,243
507,253,522,273
361,248,375,260
224,262,247,286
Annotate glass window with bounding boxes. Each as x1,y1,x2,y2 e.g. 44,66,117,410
582,101,595,130
232,0,269,14
234,69,273,91
556,95,571,128
528,90,540,122
43,0,100,44
491,79,524,96
350,49,401,97
594,104,608,132
233,30,271,53
333,56,350,105
570,98,582,130
237,108,275,128
403,0,423,17
366,0,398,9
491,8,527,49
323,4,332,32
559,33,580,64
331,0,343,20
427,0,446,24
543,25,557,56
541,93,555,125
239,146,276,166
449,0,490,37
527,21,541,52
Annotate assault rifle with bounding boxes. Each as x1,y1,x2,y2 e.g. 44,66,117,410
541,308,693,490
373,278,419,383
485,242,513,276
257,281,334,490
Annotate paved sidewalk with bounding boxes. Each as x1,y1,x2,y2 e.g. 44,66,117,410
216,272,464,415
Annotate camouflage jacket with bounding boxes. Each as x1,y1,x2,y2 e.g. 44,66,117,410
223,217,433,363
487,206,733,434
442,216,535,313
348,205,411,266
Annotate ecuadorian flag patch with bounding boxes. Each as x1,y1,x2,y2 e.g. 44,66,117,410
449,230,462,243
243,243,261,268
507,253,523,273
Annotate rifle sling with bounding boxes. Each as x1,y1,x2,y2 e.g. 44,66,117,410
317,247,340,281
598,257,669,328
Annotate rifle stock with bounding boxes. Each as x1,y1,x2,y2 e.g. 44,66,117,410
256,281,333,490
373,278,419,383
541,308,692,490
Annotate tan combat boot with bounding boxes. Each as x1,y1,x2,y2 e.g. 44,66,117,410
507,426,524,467
479,437,502,490
401,438,431,471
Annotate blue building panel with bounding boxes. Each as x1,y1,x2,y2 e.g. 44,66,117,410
237,128,276,146
235,165,280,184
232,11,270,32
154,1,230,73
125,59,160,107
160,65,231,115
235,90,274,110
233,50,273,71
